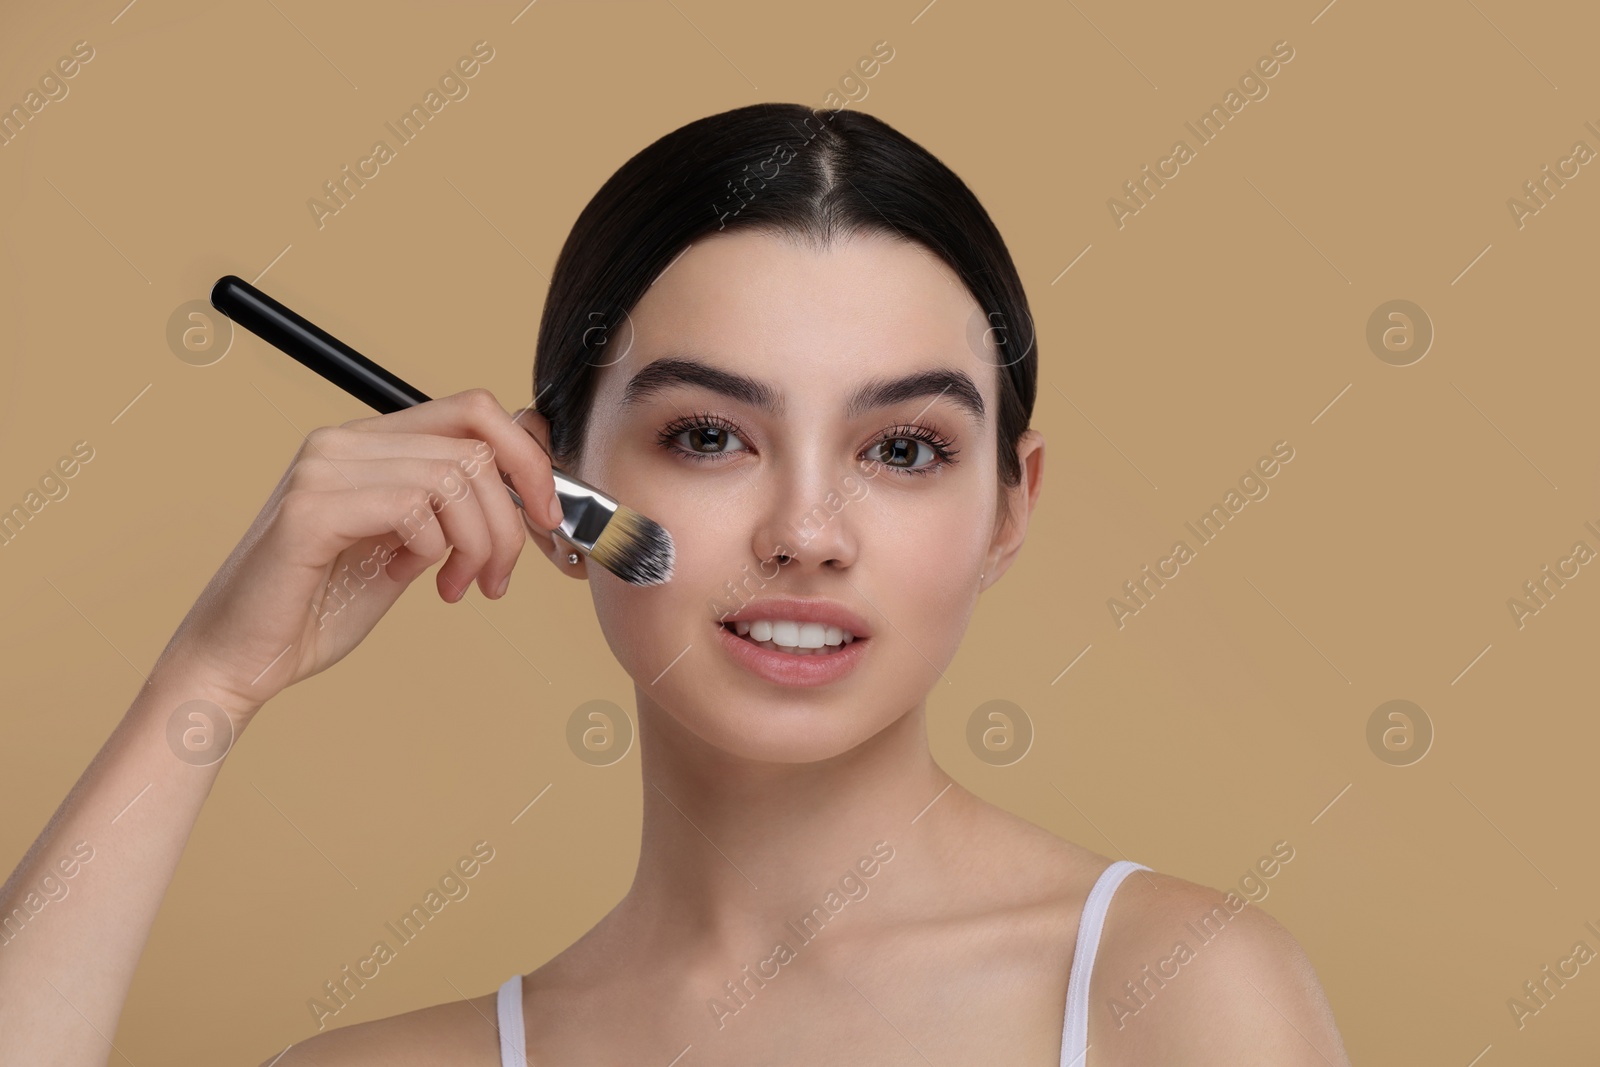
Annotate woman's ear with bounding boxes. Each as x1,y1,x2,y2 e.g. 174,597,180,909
981,429,1045,589
512,404,555,458
525,520,587,579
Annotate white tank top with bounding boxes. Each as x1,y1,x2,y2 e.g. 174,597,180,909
497,859,1150,1067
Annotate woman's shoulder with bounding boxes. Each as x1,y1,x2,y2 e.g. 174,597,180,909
256,986,504,1067
958,797,1349,1064
1086,865,1352,1065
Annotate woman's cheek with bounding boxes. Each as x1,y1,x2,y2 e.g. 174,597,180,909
668,495,750,582
885,501,985,635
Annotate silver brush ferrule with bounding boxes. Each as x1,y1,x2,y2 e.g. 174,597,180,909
507,468,616,554
549,468,616,553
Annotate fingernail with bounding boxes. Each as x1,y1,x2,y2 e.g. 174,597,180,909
547,495,564,527
496,575,510,598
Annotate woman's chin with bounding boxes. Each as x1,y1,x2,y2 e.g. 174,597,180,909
661,703,889,765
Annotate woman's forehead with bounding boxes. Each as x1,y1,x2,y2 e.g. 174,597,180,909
595,230,987,401
644,228,967,315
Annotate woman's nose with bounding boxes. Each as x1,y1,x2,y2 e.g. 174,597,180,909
749,471,861,570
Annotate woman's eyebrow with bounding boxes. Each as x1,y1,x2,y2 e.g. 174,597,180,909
619,356,986,427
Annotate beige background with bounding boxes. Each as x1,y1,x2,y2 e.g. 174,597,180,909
3,0,1597,1061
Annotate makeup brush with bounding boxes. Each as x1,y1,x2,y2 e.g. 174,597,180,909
208,274,674,587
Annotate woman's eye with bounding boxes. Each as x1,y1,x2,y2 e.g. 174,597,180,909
673,424,745,454
873,437,938,470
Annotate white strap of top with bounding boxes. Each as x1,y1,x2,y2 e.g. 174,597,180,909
1059,860,1151,1067
497,973,527,1067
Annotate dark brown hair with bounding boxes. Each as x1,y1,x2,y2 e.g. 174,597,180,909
534,102,1037,488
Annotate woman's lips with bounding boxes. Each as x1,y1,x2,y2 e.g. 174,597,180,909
712,620,868,687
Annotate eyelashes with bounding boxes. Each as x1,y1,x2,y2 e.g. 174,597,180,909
654,411,961,477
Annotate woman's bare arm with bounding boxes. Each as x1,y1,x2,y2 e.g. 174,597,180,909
0,654,258,1066
0,390,564,1066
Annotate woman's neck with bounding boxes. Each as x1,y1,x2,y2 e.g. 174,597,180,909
609,688,958,962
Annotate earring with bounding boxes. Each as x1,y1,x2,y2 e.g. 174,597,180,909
568,552,580,565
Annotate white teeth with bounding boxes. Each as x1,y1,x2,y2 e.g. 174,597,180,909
752,639,825,655
726,618,857,651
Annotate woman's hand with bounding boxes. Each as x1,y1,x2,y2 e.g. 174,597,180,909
151,388,564,721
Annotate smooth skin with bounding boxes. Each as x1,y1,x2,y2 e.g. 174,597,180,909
0,231,1351,1066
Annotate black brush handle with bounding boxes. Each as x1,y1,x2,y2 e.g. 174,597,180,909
210,275,430,414
207,274,622,557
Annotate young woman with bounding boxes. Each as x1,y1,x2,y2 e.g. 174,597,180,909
0,103,1351,1066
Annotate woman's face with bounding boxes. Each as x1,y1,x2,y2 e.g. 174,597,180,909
569,229,1040,764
